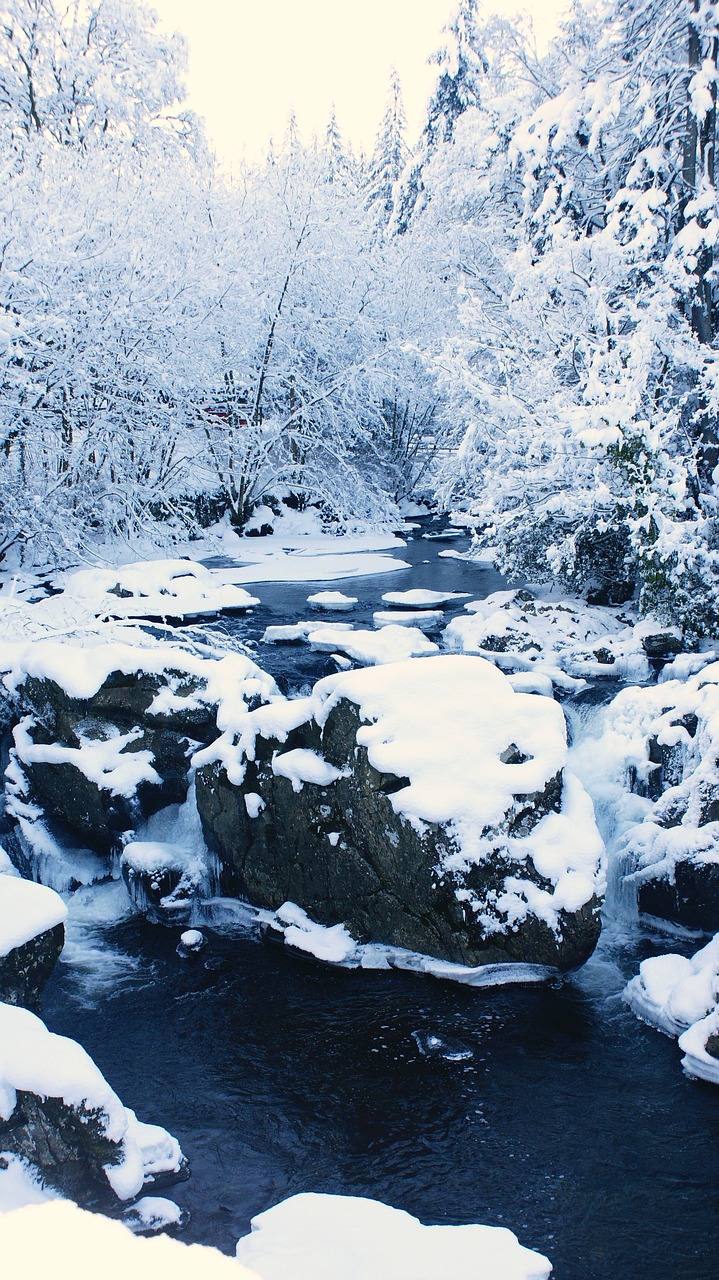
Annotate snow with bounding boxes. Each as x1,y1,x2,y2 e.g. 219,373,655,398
623,935,719,1038
262,621,353,644
381,588,471,608
679,1008,719,1085
60,559,260,621
271,749,346,793
122,1196,185,1234
308,623,439,665
306,591,358,610
0,874,66,956
0,1154,58,1212
274,902,357,963
0,1202,254,1279
13,717,161,800
234,1192,553,1280
179,928,205,950
0,1003,184,1201
443,590,650,689
212,552,409,586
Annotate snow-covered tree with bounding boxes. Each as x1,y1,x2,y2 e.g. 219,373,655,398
365,68,410,232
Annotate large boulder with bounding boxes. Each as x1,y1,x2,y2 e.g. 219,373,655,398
196,656,605,970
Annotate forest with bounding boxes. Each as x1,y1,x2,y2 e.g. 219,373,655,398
2,0,718,635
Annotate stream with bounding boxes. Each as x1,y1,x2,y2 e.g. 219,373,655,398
35,521,719,1279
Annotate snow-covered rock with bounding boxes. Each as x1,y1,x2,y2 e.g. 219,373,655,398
3,638,277,860
624,933,719,1085
580,662,719,928
0,876,67,1007
0,1003,186,1204
443,589,651,690
373,609,444,631
308,623,438,665
306,591,358,611
234,1192,552,1280
61,559,260,621
196,655,604,971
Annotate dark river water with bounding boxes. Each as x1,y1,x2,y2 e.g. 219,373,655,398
36,520,719,1279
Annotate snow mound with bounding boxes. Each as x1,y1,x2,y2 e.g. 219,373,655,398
381,588,471,608
261,621,353,644
309,623,438,665
0,875,67,957
235,1192,553,1280
62,559,260,620
0,1202,254,1278
624,933,719,1085
306,591,358,610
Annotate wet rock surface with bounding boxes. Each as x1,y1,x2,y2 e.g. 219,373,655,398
0,923,65,1009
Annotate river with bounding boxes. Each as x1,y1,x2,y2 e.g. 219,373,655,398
37,521,719,1279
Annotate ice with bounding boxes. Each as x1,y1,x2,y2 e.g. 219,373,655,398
306,591,358,610
274,902,358,963
235,1192,553,1280
679,1008,719,1085
381,588,471,607
372,609,444,630
0,875,67,957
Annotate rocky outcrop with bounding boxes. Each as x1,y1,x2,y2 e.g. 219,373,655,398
5,645,276,859
0,1092,123,1205
197,656,605,971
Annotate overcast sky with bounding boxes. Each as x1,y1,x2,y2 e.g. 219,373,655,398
150,0,568,167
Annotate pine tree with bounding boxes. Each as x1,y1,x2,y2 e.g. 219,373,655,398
365,68,409,232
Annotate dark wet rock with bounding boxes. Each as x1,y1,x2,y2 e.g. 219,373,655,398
641,632,683,660
638,861,719,932
0,1093,122,1207
0,923,65,1009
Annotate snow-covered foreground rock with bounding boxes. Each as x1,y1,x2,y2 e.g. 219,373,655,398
573,660,719,929
196,655,604,970
0,1202,251,1278
0,1193,552,1280
0,1003,186,1204
235,1193,552,1280
0,872,66,1006
623,933,719,1085
443,588,664,690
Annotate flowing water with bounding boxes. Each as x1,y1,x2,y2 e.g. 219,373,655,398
33,522,719,1278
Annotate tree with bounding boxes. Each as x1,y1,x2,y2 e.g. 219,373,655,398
365,68,410,233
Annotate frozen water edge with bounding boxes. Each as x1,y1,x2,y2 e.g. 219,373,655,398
193,897,558,989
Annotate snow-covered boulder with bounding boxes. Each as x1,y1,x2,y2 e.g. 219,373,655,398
61,559,260,622
308,623,438,665
4,639,277,858
306,591,358,611
624,934,719,1086
443,589,650,689
585,662,719,928
0,1003,186,1205
195,655,604,971
0,874,66,1007
234,1192,552,1280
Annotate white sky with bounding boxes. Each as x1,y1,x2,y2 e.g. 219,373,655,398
150,0,568,167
